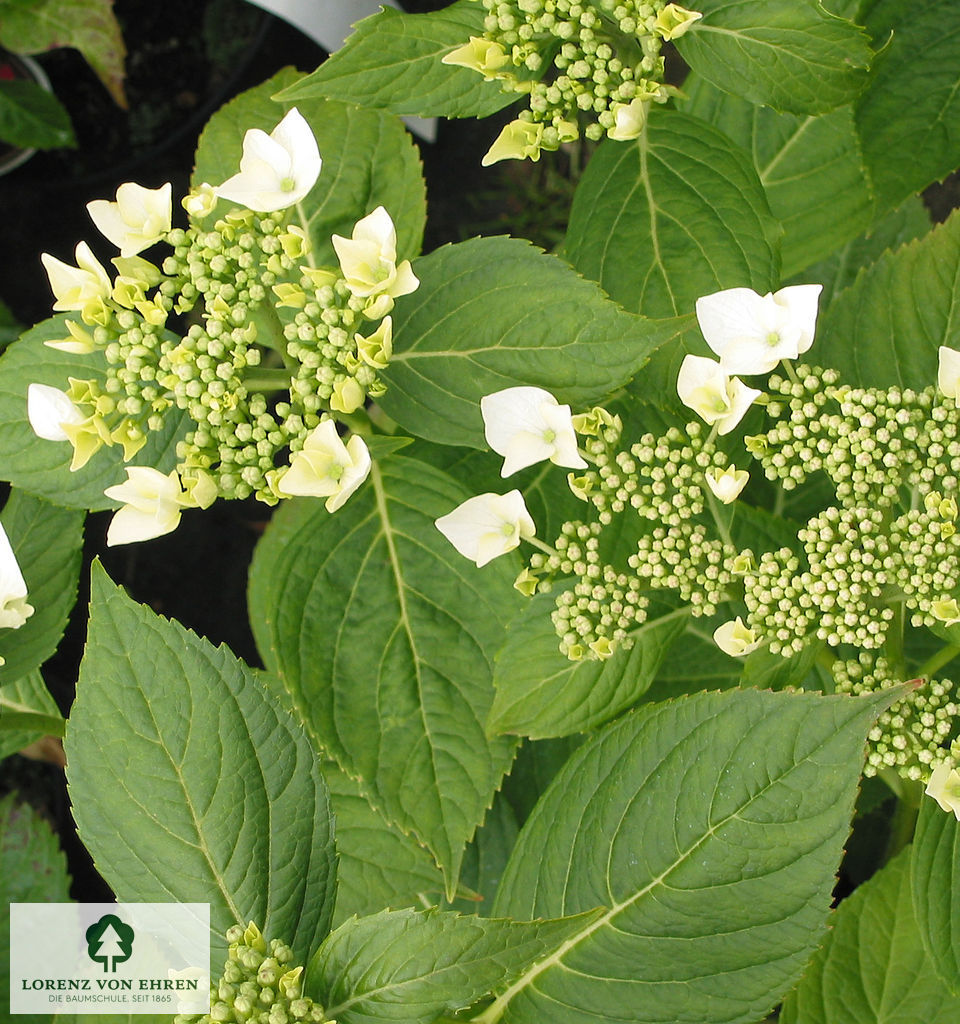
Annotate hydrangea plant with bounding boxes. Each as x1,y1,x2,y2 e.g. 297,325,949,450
4,1,960,1022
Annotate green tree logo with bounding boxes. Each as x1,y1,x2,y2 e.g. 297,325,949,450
85,914,134,973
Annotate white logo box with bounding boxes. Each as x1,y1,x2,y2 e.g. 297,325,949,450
10,903,209,1014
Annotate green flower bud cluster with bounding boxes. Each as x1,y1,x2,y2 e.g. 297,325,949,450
478,0,673,148
527,520,648,659
175,922,330,1024
63,207,393,505
742,505,896,655
832,656,959,782
530,419,743,658
751,365,946,508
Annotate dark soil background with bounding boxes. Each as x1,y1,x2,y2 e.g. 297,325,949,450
2,0,959,903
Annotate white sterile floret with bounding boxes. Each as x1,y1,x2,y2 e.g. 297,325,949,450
215,108,322,213
276,419,371,512
695,284,822,375
931,597,960,626
482,120,543,166
938,346,960,399
40,241,111,312
27,383,86,442
435,490,535,567
331,206,419,300
925,763,960,820
480,386,587,478
608,98,648,141
104,467,187,546
713,617,762,657
441,37,510,79
676,354,760,435
87,182,172,256
704,465,749,504
0,522,33,631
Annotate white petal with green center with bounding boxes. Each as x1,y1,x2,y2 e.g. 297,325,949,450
104,467,186,546
87,181,172,256
435,490,536,567
481,386,586,477
695,284,822,375
215,107,321,213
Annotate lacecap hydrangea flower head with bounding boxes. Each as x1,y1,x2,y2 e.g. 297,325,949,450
29,109,417,545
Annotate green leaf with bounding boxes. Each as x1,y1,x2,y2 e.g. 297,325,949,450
274,1,514,119
0,670,63,760
0,79,75,150
675,0,873,115
0,490,84,684
247,457,521,896
322,761,449,926
0,792,72,1024
0,316,187,510
911,795,960,994
815,208,960,389
250,667,451,924
488,594,690,738
855,0,960,211
642,619,742,700
792,195,930,308
193,70,426,264
65,563,337,963
562,110,780,317
490,687,896,1024
781,849,960,1023
308,906,603,1024
0,0,127,106
380,236,684,447
454,795,519,914
680,75,872,278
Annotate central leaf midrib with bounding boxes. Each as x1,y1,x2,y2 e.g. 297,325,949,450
370,464,447,850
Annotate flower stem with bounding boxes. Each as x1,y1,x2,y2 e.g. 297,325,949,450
916,643,960,681
884,777,923,861
781,360,801,385
885,600,907,679
526,535,561,559
243,368,292,391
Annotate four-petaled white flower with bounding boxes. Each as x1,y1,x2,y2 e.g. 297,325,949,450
704,465,749,504
87,182,172,256
27,383,86,442
926,762,960,820
40,241,112,313
276,419,371,512
104,467,187,546
215,108,322,213
435,490,535,567
0,521,34,633
695,284,822,375
713,617,762,657
481,386,587,478
676,354,761,434
332,206,419,301
938,346,960,399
